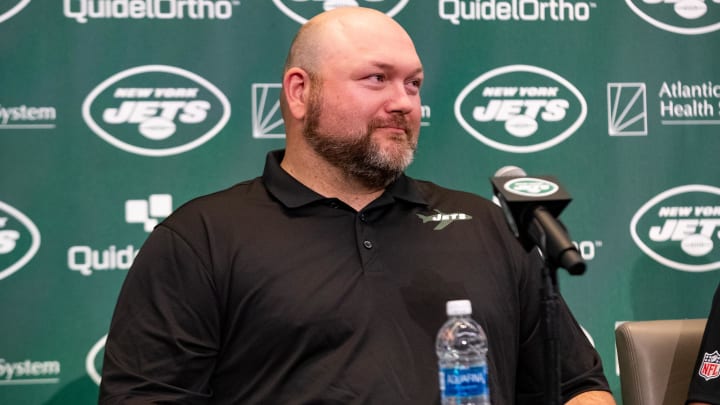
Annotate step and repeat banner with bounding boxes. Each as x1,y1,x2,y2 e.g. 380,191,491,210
1,1,719,403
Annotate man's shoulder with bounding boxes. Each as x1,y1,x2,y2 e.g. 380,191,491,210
162,177,268,228
408,177,495,208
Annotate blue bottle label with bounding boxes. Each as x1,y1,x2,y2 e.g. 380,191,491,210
439,365,488,397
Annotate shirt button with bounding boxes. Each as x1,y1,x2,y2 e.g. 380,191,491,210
359,213,367,222
329,201,339,209
363,240,373,249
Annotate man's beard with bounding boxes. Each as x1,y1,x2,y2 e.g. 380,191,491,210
302,86,418,190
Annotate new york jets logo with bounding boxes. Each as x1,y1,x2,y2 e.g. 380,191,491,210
0,0,31,23
82,65,231,157
86,335,106,385
417,209,473,230
504,178,560,197
0,201,41,280
455,65,587,153
273,0,408,24
630,184,720,272
626,0,720,35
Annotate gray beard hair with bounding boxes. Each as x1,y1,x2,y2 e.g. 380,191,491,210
302,90,416,190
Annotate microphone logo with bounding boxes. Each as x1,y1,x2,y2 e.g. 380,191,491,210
503,178,560,198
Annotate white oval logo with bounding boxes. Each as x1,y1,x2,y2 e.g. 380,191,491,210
505,115,538,137
675,0,707,20
625,0,720,35
86,334,107,385
681,234,714,257
0,201,41,280
0,0,31,24
630,184,720,272
82,65,231,157
455,65,587,153
272,0,408,24
504,177,560,197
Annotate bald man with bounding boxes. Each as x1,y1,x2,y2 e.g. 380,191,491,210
100,7,614,404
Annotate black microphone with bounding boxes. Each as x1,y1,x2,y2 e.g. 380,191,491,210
491,166,586,275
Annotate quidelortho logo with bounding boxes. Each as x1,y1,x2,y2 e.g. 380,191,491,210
0,358,61,386
455,65,587,153
67,194,172,276
0,0,31,23
126,194,173,232
0,201,40,281
64,0,241,23
439,0,598,24
630,185,720,272
626,0,720,35
273,0,408,24
252,82,432,138
607,83,648,136
83,65,230,157
86,335,106,385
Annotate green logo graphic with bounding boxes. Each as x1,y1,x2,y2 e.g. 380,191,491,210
503,177,560,197
455,65,587,153
626,0,720,35
631,185,720,272
0,201,40,281
0,0,31,24
83,65,231,157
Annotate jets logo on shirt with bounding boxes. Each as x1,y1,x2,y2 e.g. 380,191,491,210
417,209,472,230
699,350,720,381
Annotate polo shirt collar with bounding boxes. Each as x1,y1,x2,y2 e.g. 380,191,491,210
262,149,429,209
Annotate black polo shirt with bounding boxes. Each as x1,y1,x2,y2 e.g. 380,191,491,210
687,282,720,404
100,150,610,404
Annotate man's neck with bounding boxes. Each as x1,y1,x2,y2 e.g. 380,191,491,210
280,150,385,212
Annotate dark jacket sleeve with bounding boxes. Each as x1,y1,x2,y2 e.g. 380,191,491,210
513,248,611,404
99,224,220,404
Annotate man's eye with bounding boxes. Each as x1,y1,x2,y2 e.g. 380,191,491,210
369,74,385,82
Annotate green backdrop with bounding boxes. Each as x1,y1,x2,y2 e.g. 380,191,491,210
2,1,719,403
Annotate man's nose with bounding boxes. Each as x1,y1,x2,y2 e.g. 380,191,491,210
385,82,416,114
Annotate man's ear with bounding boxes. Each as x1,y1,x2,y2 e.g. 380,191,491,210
283,67,311,120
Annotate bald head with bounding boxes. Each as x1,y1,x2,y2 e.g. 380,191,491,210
283,7,418,77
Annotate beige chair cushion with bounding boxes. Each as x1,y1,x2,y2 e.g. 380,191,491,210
616,319,707,405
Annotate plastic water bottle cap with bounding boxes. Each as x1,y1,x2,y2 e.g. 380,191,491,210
446,299,472,316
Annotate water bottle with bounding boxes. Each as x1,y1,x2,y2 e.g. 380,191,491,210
436,299,490,405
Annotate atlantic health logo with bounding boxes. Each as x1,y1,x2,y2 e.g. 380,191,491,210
0,201,40,281
0,0,31,23
0,358,61,386
273,0,408,24
83,65,231,157
626,0,720,35
455,65,587,153
252,83,285,139
630,184,720,272
607,83,648,136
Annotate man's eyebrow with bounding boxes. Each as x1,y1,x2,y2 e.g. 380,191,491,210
368,62,424,76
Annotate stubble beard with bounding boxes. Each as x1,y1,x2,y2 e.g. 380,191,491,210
302,84,418,190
